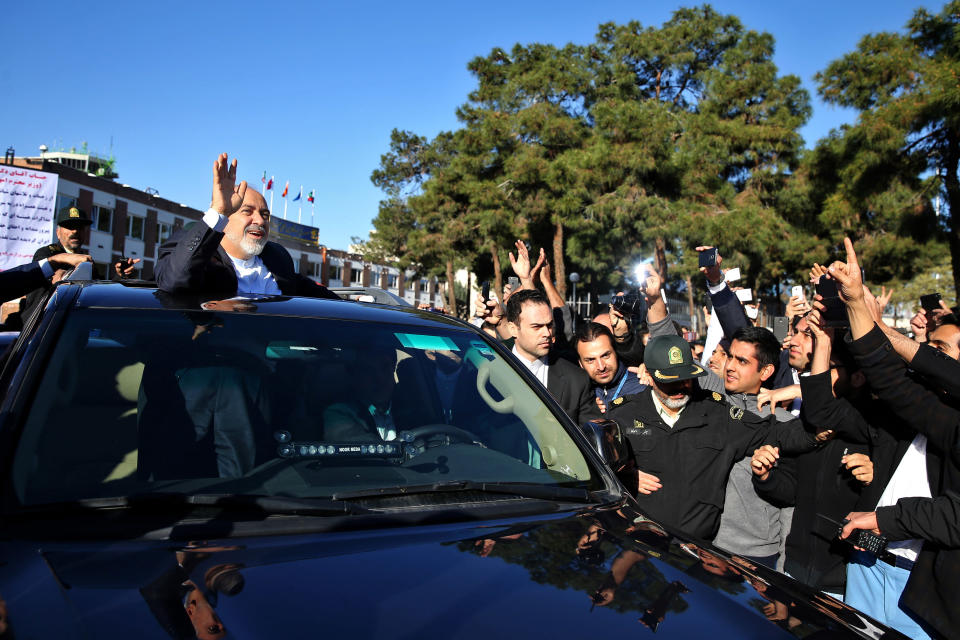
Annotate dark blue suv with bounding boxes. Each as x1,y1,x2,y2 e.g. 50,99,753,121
0,279,897,639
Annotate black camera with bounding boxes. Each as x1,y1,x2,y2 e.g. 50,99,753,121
611,293,648,318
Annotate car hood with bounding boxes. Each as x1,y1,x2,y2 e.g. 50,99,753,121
0,504,893,639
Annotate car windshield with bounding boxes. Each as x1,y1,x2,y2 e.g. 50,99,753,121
11,306,597,507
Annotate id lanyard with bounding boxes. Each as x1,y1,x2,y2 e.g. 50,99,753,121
598,372,629,407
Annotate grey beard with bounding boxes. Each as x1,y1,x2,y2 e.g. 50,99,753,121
227,229,267,257
660,394,690,410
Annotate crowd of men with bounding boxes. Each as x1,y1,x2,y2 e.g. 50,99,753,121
3,152,956,639
473,237,958,640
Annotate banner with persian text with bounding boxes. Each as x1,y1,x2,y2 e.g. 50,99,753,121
0,166,57,271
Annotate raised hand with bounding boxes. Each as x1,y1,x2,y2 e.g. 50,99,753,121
641,265,663,301
211,153,247,215
876,285,894,311
910,311,928,341
695,245,723,285
827,238,865,305
508,240,533,282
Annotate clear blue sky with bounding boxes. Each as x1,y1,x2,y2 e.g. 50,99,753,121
1,0,940,250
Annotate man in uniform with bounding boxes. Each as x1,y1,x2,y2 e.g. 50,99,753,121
607,334,817,542
20,206,139,322
21,206,94,320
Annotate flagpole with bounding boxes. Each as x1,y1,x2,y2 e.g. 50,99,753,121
311,186,315,228
298,186,302,224
269,176,274,212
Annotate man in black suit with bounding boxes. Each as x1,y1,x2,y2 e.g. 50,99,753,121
156,153,338,300
504,289,598,425
1,253,92,303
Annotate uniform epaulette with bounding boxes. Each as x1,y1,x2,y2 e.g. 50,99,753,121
710,391,724,403
46,244,59,251
610,392,644,408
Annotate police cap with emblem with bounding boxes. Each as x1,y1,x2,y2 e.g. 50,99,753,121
644,335,706,382
56,206,93,229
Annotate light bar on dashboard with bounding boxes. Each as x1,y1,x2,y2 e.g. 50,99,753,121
274,431,404,459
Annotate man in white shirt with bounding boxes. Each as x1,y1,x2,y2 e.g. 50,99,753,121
156,153,338,300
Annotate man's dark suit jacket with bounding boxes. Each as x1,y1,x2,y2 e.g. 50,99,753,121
155,222,338,298
0,261,50,303
546,352,600,425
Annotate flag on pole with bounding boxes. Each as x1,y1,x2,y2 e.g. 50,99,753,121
281,182,289,198
293,186,302,202
266,176,274,190
261,171,266,185
307,190,314,203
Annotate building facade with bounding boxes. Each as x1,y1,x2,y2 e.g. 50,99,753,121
6,154,442,306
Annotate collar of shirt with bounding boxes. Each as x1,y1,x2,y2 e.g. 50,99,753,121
226,253,282,295
512,345,549,387
650,389,685,428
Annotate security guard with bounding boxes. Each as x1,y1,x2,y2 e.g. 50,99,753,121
20,206,94,320
607,334,816,541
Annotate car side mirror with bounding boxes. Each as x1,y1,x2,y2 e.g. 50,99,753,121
581,419,630,470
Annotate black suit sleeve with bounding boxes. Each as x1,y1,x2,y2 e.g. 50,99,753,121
0,262,49,301
910,343,960,400
799,371,871,444
849,325,960,463
752,456,798,509
709,284,748,339
155,222,226,294
877,491,960,547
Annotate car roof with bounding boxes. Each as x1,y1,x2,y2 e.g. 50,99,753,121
66,281,470,330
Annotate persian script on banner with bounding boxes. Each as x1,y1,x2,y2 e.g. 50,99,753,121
0,167,58,271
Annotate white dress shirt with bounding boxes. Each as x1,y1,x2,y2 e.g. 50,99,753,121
876,434,932,562
512,345,549,388
203,208,281,296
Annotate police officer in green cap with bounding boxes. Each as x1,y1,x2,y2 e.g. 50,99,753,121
606,334,818,542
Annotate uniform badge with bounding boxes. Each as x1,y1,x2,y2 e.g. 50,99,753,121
69,207,80,218
667,346,684,365
712,392,722,402
633,419,644,429
729,406,744,420
613,397,624,406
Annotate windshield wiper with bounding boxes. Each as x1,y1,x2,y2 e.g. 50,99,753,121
13,493,369,517
331,481,598,504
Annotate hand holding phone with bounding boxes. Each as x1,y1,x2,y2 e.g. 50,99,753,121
920,292,942,312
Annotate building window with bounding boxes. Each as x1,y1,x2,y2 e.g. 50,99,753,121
351,268,363,285
127,215,144,240
387,274,398,289
329,265,342,281
420,279,429,293
156,222,172,244
92,205,113,233
309,262,321,277
56,194,77,216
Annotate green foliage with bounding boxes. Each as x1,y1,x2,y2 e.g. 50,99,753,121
368,3,954,305
814,1,960,298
